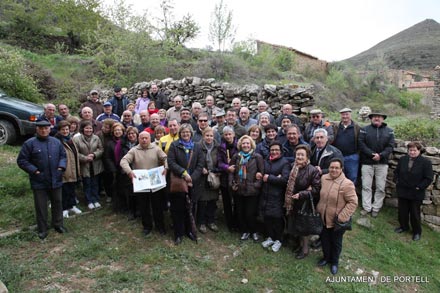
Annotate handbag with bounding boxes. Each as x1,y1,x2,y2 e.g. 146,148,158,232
169,150,193,193
294,193,323,235
207,171,220,190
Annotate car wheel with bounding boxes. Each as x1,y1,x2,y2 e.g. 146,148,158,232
0,120,16,145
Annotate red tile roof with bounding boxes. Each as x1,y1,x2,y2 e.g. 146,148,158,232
407,81,435,88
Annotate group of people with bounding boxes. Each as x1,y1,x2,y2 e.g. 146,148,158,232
17,86,434,275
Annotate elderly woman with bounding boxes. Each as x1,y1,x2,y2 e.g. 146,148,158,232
73,120,104,210
167,124,204,245
217,126,239,232
285,144,321,259
55,120,82,217
393,141,433,241
258,112,271,139
248,124,262,144
317,158,358,275
195,127,221,233
229,135,264,241
260,141,290,252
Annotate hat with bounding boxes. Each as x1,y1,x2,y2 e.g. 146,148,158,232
368,113,387,120
310,109,323,115
215,109,226,117
280,114,292,121
103,101,112,107
36,120,51,127
339,107,352,113
90,89,98,95
114,86,122,92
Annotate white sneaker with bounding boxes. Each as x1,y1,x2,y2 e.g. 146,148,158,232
75,198,79,205
261,237,274,248
63,210,70,218
88,203,95,210
94,202,101,209
271,240,282,252
70,206,82,214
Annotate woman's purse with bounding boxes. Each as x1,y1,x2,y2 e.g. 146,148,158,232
294,193,323,235
170,151,193,193
207,171,221,190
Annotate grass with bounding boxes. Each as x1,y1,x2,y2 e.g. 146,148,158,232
1,146,440,291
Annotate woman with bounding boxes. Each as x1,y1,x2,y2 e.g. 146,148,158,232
55,120,82,217
196,127,220,233
73,120,104,210
148,101,159,116
103,122,126,213
158,108,168,127
229,135,264,241
285,144,321,259
258,112,271,139
256,124,278,160
217,126,239,232
167,124,204,245
135,88,150,114
248,125,262,144
122,126,140,219
317,158,358,275
67,116,80,136
260,141,290,252
154,125,167,146
393,141,433,241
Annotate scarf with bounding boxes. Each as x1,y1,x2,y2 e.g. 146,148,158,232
238,150,253,182
179,139,194,160
284,160,309,215
202,141,214,170
62,134,71,142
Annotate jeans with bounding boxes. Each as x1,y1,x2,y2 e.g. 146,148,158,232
343,154,359,184
361,164,388,212
82,176,100,204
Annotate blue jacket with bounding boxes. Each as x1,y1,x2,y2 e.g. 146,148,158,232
17,136,67,190
109,95,130,117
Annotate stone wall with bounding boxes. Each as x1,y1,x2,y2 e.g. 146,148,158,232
385,139,440,231
128,77,315,116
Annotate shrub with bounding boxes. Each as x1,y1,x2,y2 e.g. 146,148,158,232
394,119,440,146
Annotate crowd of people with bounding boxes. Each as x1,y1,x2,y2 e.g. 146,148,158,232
17,85,434,275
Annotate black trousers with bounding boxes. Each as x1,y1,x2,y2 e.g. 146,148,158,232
263,216,284,242
197,200,217,225
33,188,63,233
236,195,259,234
102,171,114,198
169,192,192,238
138,191,165,231
220,186,238,231
320,226,345,265
62,182,77,210
114,173,130,213
398,198,422,234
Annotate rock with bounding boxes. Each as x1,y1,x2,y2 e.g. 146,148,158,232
356,217,373,229
355,268,364,275
191,77,202,86
385,197,398,208
425,147,439,155
241,278,248,284
0,280,8,293
424,215,440,225
263,84,277,95
425,156,440,165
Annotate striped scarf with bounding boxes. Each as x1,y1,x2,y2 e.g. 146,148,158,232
238,150,253,182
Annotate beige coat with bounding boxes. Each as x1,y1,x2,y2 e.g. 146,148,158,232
61,140,81,183
120,143,168,175
72,134,104,177
317,173,358,228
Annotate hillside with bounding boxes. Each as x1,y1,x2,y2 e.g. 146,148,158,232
344,19,440,70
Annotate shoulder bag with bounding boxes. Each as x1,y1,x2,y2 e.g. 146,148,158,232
170,151,193,193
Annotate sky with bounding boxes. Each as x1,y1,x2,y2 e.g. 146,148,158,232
105,0,440,62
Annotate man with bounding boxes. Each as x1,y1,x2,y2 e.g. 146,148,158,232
191,102,202,128
202,95,221,125
150,83,169,110
252,101,275,123
275,104,304,132
231,98,242,115
310,128,343,175
218,109,246,139
282,125,308,164
144,113,168,141
179,107,193,126
276,115,293,145
80,107,102,133
80,90,104,119
159,119,180,154
120,131,168,236
121,110,135,128
238,107,258,131
17,120,67,240
109,86,129,118
166,96,184,123
96,102,120,122
193,112,221,143
359,112,395,218
38,103,63,136
332,108,361,183
304,109,334,145
212,109,226,134
136,110,151,132
58,104,71,120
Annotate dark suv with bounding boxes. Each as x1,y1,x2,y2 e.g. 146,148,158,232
0,91,44,145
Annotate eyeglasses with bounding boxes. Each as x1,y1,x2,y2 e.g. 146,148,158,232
175,101,182,103
311,115,320,118
91,93,98,95
198,119,208,122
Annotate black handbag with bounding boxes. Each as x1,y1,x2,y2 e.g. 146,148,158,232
294,193,323,235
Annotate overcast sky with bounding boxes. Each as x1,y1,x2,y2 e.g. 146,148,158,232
107,0,440,62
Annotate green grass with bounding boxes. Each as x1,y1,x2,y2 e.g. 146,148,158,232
1,146,440,291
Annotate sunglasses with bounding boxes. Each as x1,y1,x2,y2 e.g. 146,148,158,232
198,119,208,122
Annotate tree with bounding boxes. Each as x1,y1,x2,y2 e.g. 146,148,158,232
209,0,236,52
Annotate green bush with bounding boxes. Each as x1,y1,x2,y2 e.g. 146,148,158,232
394,118,440,146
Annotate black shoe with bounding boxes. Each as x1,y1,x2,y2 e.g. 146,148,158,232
143,229,151,237
38,231,48,240
394,227,407,233
174,236,183,245
412,234,421,241
295,251,308,260
317,259,328,267
54,226,67,234
331,265,338,275
187,232,197,242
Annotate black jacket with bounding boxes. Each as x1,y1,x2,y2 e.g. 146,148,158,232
167,141,204,186
311,143,344,175
394,155,433,201
358,123,395,165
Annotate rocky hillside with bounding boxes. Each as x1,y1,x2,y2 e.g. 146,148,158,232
344,19,440,70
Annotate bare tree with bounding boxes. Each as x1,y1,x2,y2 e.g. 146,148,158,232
208,0,236,52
